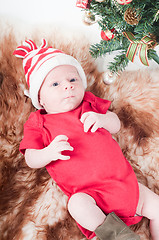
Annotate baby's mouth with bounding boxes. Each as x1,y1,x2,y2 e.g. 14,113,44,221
64,95,75,99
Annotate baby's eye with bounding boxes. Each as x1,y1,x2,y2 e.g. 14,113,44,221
52,82,59,87
70,78,76,82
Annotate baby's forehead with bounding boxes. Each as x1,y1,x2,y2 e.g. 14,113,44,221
52,65,78,73
46,65,80,80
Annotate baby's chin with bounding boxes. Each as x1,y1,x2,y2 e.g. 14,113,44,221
45,98,83,114
46,104,79,114
62,104,79,113
62,100,82,112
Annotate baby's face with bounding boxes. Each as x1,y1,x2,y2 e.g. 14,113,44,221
39,65,85,114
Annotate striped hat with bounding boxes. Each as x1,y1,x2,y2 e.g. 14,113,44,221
13,39,87,109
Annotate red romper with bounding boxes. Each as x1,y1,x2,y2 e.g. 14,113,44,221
20,91,142,239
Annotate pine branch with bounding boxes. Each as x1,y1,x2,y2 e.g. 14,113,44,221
88,0,159,72
108,52,129,73
90,37,127,58
148,49,159,64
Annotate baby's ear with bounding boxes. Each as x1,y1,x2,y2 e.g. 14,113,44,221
40,100,45,107
38,94,44,107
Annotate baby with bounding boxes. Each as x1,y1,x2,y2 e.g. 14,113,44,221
14,39,159,240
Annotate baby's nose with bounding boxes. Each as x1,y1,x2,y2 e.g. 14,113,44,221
64,82,74,90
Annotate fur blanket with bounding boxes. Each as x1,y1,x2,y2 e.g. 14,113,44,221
0,31,159,240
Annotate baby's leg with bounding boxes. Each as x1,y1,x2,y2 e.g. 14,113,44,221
68,192,140,240
136,183,159,240
68,192,106,231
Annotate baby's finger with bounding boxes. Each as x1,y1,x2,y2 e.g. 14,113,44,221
57,142,74,152
80,112,91,123
91,122,99,133
63,144,74,152
54,135,69,142
58,154,70,161
83,117,96,132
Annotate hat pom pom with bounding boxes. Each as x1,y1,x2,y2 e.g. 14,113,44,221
13,40,37,58
40,39,47,48
13,39,48,58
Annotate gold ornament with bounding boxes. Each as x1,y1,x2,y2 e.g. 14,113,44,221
95,0,106,2
103,71,118,85
83,11,96,25
124,8,140,25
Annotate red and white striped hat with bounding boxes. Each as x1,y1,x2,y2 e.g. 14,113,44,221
13,39,87,109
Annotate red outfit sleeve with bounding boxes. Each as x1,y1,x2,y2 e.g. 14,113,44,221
19,111,44,154
84,91,111,113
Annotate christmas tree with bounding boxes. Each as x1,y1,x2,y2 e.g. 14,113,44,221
77,0,159,73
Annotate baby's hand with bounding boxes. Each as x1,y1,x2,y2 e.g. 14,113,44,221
80,112,105,133
47,135,73,161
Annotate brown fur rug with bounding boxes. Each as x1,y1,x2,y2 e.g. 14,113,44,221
0,30,159,240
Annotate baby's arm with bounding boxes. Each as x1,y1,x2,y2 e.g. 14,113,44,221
25,135,73,168
80,111,121,134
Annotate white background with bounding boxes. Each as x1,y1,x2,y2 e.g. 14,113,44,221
0,0,86,25
0,0,158,71
0,0,100,42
